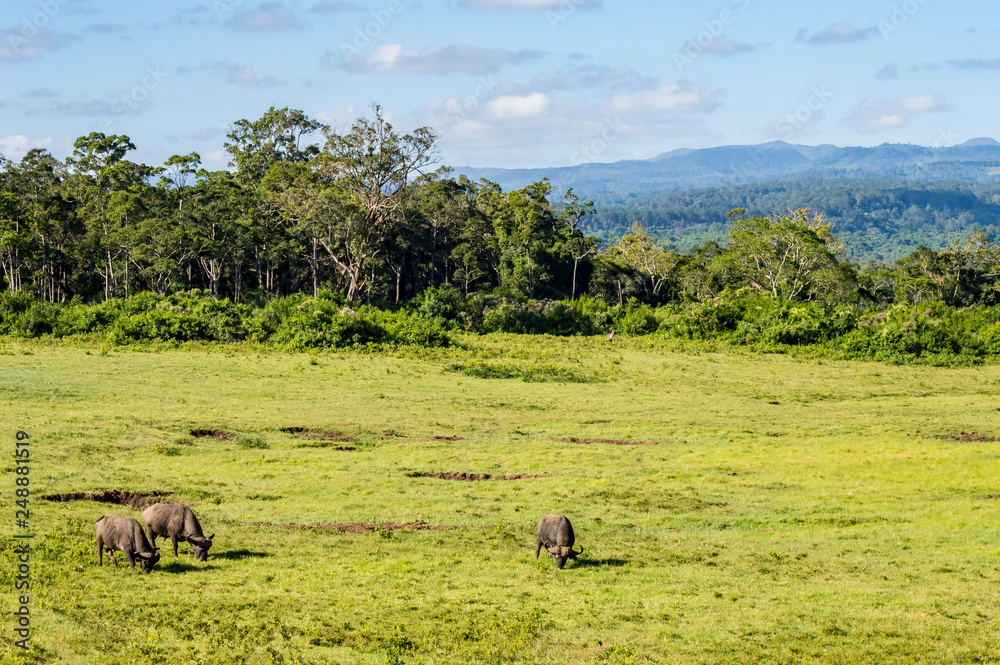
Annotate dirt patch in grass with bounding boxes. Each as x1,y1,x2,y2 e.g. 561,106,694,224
295,442,358,451
554,437,661,446
281,427,360,442
190,429,232,440
42,490,171,511
248,521,459,533
406,471,547,481
413,435,466,443
981,495,1000,500
935,432,999,443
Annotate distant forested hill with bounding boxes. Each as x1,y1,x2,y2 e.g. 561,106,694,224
584,179,1000,262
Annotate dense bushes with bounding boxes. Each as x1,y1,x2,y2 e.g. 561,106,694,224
5,288,1000,363
0,290,451,350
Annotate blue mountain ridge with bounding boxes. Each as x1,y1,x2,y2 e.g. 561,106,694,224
453,139,1000,201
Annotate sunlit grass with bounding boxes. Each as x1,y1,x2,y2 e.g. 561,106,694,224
1,334,999,663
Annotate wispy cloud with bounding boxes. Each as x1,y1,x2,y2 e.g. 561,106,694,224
947,57,1000,71
309,1,362,12
799,23,877,45
85,23,126,35
51,98,137,117
692,38,760,56
222,62,286,87
226,2,299,31
459,0,599,8
848,93,949,132
180,61,287,87
329,43,544,74
527,64,652,93
23,87,61,98
0,27,75,59
186,127,225,142
875,63,900,80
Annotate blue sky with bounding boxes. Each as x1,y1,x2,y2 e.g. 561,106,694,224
1,0,997,170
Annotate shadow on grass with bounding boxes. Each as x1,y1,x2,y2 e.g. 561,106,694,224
213,549,268,560
575,558,628,568
158,561,206,574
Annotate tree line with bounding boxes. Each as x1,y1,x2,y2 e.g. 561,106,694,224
3,105,1000,310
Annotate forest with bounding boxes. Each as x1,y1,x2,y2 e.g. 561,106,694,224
4,105,1000,342
588,179,1000,262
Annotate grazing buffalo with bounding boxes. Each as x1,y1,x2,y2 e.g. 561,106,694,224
535,514,584,569
142,503,214,561
95,515,161,573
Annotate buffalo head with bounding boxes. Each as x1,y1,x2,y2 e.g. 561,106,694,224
546,544,583,569
188,534,215,562
136,549,161,574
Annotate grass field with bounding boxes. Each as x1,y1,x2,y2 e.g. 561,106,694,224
1,335,999,664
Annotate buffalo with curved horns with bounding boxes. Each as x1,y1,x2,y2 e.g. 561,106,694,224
143,503,215,561
535,514,583,569
96,515,161,573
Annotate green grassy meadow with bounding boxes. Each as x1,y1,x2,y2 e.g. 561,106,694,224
1,335,1000,664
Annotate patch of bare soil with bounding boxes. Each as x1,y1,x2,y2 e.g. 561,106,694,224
981,495,1000,500
406,471,547,481
413,436,466,442
935,432,1000,443
42,490,170,511
554,437,661,446
190,429,232,440
281,427,360,442
248,521,459,533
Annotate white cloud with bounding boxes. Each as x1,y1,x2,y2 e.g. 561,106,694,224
316,105,361,128
201,149,231,170
485,93,551,119
334,43,543,74
609,83,723,114
0,135,53,161
417,75,722,168
848,93,949,132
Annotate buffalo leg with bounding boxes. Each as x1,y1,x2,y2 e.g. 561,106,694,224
171,535,179,557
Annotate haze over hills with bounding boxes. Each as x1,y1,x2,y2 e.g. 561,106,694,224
455,139,1000,202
